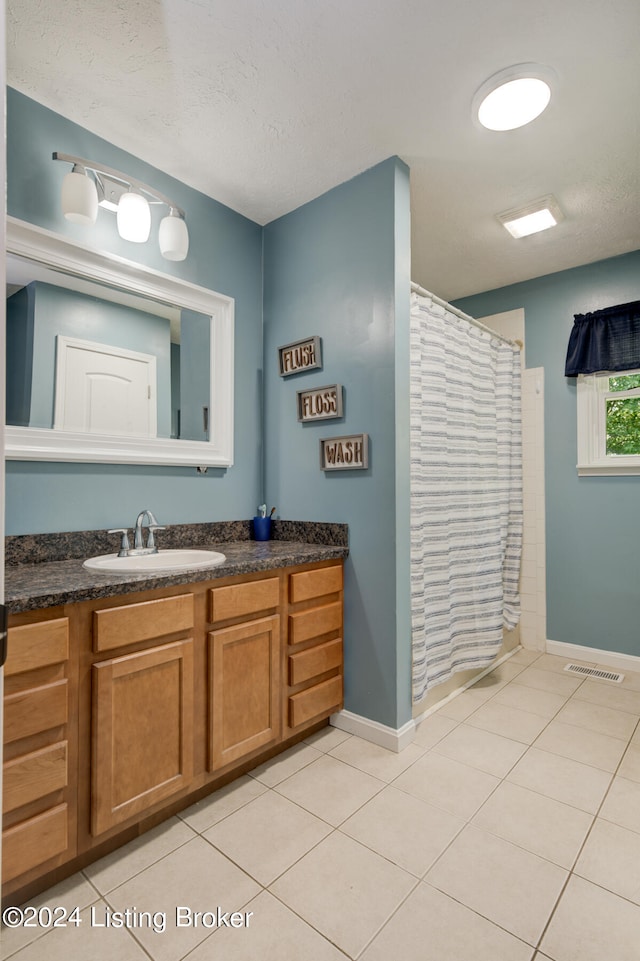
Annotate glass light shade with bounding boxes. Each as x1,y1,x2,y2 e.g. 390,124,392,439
478,77,551,131
502,208,558,238
159,211,189,261
61,167,98,225
116,191,151,243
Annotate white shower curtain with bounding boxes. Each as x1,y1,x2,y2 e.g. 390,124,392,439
410,292,523,701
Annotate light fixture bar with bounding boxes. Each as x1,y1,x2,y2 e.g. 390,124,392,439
52,152,185,219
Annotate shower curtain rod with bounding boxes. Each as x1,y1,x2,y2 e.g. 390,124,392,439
411,281,519,348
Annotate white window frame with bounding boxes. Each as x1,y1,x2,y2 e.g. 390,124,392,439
577,368,640,475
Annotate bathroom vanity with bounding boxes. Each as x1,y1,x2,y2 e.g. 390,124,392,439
2,524,347,905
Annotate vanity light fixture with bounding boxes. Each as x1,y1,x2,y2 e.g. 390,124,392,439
473,64,554,131
53,152,189,261
498,195,564,238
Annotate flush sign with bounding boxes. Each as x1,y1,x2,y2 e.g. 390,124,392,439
320,433,369,471
278,336,322,376
297,384,343,422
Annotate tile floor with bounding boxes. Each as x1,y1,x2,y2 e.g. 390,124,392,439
2,649,640,960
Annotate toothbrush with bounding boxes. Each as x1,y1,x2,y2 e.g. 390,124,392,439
269,507,276,518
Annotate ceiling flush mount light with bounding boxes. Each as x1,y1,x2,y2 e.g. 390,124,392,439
473,64,554,131
52,152,189,261
498,195,564,238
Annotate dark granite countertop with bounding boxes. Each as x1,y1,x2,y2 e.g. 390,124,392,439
5,521,349,614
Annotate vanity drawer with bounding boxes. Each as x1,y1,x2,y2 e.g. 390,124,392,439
93,593,194,652
209,577,279,624
5,618,69,676
289,565,343,604
3,741,68,814
4,679,68,744
289,638,342,687
2,804,68,882
288,601,342,646
288,675,343,729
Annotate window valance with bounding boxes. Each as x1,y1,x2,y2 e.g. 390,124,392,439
565,299,640,376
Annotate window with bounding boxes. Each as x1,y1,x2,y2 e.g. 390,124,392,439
577,369,640,475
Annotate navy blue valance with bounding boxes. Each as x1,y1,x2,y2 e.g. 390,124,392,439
565,300,640,376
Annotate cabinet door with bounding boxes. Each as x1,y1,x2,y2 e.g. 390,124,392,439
209,615,280,771
91,639,194,836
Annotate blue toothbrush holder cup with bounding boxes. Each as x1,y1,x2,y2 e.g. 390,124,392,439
253,516,272,541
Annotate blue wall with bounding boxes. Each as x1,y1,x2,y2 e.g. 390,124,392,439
263,158,412,728
455,250,640,657
6,88,263,534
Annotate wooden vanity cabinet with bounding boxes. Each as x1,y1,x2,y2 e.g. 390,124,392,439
208,576,281,771
2,558,343,904
2,612,78,891
89,593,196,836
285,563,344,735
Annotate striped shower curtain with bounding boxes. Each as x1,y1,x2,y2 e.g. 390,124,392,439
410,292,523,701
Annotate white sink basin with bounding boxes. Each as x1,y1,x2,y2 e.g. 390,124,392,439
84,549,226,573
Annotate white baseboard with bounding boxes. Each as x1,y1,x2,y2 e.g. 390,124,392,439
330,646,525,753
546,639,640,675
330,710,416,753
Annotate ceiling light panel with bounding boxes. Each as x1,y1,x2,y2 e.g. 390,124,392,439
473,63,555,131
498,195,564,238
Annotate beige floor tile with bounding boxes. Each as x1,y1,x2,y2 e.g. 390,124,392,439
494,682,568,719
361,881,534,961
512,666,583,697
340,785,464,877
203,790,331,885
540,875,640,961
472,780,593,868
274,754,385,825
433,723,527,777
599,775,640,834
393,752,499,820
248,742,322,786
533,720,627,773
412,712,458,748
186,890,349,960
425,826,567,946
270,831,415,959
178,775,267,833
555,698,638,740
84,816,196,894
466,700,550,744
575,818,640,903
106,836,260,961
573,678,640,715
596,665,640,692
303,725,352,752
509,648,542,666
0,872,99,958
434,690,486,721
1,901,149,961
328,735,425,782
507,746,612,814
618,745,640,783
535,654,596,675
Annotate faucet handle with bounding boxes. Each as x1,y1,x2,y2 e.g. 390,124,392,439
108,528,131,557
146,525,166,550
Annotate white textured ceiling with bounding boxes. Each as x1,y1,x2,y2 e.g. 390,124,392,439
7,0,640,300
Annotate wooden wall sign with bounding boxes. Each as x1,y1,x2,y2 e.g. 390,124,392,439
297,384,343,422
320,433,369,471
278,336,322,377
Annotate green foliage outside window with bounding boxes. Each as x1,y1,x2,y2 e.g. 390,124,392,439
609,374,640,392
606,396,640,454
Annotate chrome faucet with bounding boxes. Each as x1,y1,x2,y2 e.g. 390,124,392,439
108,509,166,557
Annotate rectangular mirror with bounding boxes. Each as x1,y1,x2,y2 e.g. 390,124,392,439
5,217,234,467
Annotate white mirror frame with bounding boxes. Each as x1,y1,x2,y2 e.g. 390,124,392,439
5,216,234,467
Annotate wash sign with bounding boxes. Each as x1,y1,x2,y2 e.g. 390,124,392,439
320,434,369,471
